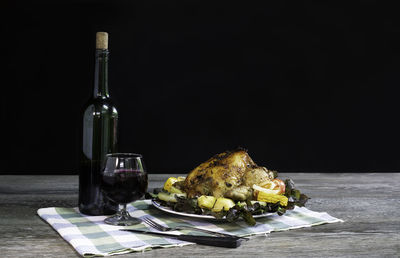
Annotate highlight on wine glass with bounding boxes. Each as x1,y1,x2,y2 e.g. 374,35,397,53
101,153,148,226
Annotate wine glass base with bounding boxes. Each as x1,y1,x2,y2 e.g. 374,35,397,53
104,214,141,226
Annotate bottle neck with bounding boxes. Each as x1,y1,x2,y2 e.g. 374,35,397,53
93,49,109,99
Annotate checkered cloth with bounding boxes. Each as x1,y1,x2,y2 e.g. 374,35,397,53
37,200,343,257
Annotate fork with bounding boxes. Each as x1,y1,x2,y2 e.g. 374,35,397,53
142,217,247,239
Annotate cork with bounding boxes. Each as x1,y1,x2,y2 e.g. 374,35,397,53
96,32,108,50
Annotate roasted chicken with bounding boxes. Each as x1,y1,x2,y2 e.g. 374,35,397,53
184,148,276,201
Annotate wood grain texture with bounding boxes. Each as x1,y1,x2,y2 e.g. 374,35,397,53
0,173,399,257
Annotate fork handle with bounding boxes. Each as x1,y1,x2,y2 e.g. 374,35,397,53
176,235,242,248
179,226,244,239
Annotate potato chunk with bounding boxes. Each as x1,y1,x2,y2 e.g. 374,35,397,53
198,195,216,209
158,192,187,203
212,197,235,212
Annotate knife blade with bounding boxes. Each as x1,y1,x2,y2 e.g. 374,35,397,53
120,229,243,248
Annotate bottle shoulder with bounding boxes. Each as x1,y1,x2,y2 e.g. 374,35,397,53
84,97,117,108
82,97,118,115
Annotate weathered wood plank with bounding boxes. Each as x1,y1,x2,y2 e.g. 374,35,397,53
0,173,399,257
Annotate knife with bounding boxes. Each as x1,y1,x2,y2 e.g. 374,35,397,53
120,229,243,248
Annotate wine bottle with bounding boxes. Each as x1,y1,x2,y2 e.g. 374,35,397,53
79,32,118,215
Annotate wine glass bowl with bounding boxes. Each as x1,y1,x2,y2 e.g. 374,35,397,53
101,153,148,226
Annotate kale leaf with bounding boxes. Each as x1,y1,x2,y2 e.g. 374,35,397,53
284,179,310,210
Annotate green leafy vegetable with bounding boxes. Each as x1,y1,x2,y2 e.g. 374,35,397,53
283,179,310,211
241,209,256,226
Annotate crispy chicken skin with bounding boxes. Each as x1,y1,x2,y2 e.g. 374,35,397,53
184,148,275,200
243,167,274,187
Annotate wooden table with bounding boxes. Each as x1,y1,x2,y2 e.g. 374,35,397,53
0,173,399,257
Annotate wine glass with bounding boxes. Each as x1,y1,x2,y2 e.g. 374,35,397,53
101,153,148,226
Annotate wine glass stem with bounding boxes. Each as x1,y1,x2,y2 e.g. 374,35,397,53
118,204,130,219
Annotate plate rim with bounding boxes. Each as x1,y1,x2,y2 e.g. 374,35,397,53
151,199,275,220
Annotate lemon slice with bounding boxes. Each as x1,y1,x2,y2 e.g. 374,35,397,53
163,177,178,192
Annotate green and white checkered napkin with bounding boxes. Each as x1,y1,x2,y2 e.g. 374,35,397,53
37,200,343,257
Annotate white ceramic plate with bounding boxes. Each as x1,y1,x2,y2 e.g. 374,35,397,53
151,199,274,220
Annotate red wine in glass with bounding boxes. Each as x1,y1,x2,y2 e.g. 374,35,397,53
101,153,148,226
102,169,148,204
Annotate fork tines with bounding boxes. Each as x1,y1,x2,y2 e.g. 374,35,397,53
143,217,166,231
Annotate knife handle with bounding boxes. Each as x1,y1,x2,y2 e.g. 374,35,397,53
176,235,242,248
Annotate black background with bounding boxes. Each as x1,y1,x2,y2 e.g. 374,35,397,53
1,1,400,174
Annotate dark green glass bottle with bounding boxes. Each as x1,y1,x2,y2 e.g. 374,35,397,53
79,32,118,215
